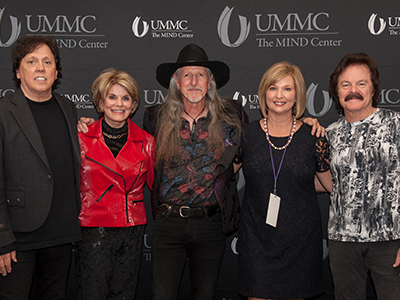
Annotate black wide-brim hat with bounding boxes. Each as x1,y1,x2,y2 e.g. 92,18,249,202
156,43,230,89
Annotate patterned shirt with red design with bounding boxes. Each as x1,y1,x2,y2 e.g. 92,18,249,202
160,114,223,207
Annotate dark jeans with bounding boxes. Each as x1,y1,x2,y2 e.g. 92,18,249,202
329,239,400,300
75,226,145,300
152,210,226,300
0,243,73,300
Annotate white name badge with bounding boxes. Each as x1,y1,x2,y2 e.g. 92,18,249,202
266,193,281,227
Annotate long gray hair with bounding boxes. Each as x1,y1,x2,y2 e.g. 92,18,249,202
154,68,241,167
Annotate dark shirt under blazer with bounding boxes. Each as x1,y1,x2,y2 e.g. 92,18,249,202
0,88,81,253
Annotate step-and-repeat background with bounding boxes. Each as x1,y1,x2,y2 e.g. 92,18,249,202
1,1,399,299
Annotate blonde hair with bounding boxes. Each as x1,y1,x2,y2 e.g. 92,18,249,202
258,61,306,119
92,68,140,118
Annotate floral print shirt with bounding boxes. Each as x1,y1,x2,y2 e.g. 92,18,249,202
159,115,222,207
326,108,400,242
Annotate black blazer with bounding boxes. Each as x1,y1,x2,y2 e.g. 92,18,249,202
0,88,81,248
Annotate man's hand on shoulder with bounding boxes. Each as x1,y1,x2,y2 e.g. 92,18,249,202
77,117,96,134
302,117,325,137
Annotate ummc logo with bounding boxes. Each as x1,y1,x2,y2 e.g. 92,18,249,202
63,94,91,103
132,17,193,39
218,7,332,48
0,10,105,49
255,12,329,32
368,13,400,36
26,15,96,33
143,234,151,261
62,94,94,109
234,83,333,116
368,13,386,35
306,83,332,117
233,91,259,110
379,88,400,106
0,7,21,47
132,17,149,38
218,7,250,48
143,90,165,107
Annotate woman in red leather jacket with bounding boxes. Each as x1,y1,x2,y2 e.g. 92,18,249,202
75,68,155,300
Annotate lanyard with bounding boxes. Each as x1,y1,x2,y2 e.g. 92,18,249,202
265,118,294,195
269,142,288,195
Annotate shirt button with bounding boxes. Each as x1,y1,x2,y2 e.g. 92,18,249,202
46,175,52,180
0,224,4,229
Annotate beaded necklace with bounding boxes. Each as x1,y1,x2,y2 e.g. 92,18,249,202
264,117,296,150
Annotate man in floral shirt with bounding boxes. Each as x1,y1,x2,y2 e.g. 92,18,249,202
143,44,246,300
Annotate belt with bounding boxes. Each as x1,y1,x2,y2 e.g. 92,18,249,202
158,203,220,218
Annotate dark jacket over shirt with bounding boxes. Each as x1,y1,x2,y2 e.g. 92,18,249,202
0,88,81,253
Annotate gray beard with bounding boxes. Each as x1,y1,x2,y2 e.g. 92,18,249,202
187,96,203,103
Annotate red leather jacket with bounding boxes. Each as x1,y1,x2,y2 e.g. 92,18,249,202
79,118,155,227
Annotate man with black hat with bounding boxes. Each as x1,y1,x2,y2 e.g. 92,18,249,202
143,43,246,300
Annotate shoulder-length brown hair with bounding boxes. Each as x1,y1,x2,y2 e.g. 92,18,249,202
329,53,381,113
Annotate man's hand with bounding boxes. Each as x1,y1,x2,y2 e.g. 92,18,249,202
0,251,17,276
393,247,400,276
302,117,325,137
77,117,96,133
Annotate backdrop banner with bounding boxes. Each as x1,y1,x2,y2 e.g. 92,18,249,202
1,1,398,299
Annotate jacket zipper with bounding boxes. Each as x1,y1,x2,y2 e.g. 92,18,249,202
96,184,114,202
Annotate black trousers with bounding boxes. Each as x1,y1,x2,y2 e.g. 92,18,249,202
152,211,226,300
0,243,73,300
